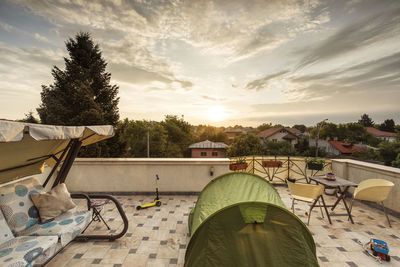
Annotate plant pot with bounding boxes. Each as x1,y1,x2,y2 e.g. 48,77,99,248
229,163,248,171
324,188,337,195
307,162,324,171
262,161,282,168
286,178,296,183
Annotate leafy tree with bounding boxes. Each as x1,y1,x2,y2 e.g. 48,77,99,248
293,124,306,133
345,123,369,143
160,115,194,157
195,126,228,143
311,122,338,140
226,133,262,157
379,119,395,133
295,138,309,154
392,153,400,168
124,120,168,158
257,123,273,131
18,112,40,123
378,141,400,166
263,141,297,156
358,114,374,127
37,32,120,157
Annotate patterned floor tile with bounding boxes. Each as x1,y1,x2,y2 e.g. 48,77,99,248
46,188,399,267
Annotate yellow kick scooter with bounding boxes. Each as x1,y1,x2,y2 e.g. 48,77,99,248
136,174,161,210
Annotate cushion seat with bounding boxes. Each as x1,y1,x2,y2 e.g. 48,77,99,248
17,209,91,247
0,235,58,267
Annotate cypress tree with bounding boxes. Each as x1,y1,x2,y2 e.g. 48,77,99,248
37,32,120,157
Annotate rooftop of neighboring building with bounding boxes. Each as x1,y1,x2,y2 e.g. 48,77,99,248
256,127,301,138
189,140,228,149
328,140,366,154
366,127,397,137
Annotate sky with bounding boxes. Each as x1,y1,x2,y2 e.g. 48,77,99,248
0,0,399,127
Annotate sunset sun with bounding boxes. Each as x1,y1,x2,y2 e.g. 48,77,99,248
208,105,227,122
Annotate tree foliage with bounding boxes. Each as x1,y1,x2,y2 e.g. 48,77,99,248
263,140,297,156
160,115,194,157
378,141,400,166
257,123,273,131
310,122,379,146
358,113,374,127
227,133,262,157
379,119,395,133
195,125,228,143
123,120,167,157
18,112,40,124
293,124,306,133
37,32,120,157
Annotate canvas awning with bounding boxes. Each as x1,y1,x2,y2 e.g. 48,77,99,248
0,120,114,184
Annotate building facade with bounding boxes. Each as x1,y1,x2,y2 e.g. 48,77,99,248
257,127,301,145
189,140,228,158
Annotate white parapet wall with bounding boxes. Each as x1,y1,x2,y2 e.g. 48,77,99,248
65,158,230,193
332,159,399,213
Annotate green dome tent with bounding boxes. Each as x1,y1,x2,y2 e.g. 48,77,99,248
185,172,319,267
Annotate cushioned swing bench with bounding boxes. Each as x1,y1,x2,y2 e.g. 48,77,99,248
0,121,129,266
0,177,91,266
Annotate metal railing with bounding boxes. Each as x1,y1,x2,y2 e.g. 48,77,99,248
230,156,332,184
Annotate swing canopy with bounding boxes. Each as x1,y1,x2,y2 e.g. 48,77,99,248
0,120,114,184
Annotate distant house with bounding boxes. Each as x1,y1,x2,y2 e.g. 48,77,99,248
256,127,301,145
224,128,248,141
309,139,340,156
327,141,366,155
366,127,397,142
309,139,366,156
189,140,228,158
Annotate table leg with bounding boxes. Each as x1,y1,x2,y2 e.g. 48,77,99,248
331,186,349,211
342,193,354,224
320,195,332,224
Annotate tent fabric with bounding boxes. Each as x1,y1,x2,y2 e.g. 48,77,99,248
0,121,114,184
186,172,318,267
189,172,285,235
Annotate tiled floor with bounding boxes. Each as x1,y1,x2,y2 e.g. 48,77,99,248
47,187,400,267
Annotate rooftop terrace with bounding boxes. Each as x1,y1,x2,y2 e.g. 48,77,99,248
46,185,400,267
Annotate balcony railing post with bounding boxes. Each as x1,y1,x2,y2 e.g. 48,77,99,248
252,156,255,174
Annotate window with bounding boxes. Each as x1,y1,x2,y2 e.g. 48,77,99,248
212,151,218,156
200,152,207,156
272,139,277,143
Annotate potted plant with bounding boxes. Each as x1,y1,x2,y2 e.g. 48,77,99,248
262,160,283,168
305,158,325,171
229,158,248,171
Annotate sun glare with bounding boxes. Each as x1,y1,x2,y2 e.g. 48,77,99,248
208,105,227,122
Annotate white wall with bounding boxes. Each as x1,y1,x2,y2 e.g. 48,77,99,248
65,158,230,193
332,159,400,213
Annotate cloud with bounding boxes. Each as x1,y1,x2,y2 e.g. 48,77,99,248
109,63,193,90
201,95,226,101
289,51,400,99
245,70,289,91
14,0,329,63
34,33,50,43
0,21,15,32
296,7,400,69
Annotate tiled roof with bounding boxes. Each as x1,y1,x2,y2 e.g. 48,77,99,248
282,133,297,140
189,140,228,149
366,127,397,137
257,127,301,138
328,140,366,154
